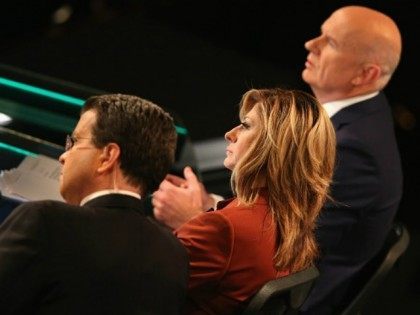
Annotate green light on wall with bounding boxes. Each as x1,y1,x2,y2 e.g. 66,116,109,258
0,77,84,106
0,76,188,135
175,126,188,135
0,142,38,157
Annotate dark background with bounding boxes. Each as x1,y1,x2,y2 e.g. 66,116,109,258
0,1,418,138
0,1,419,312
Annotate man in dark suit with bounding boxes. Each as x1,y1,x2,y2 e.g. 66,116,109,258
299,6,403,313
0,94,189,314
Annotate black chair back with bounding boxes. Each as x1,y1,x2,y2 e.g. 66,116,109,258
242,266,319,315
341,222,410,315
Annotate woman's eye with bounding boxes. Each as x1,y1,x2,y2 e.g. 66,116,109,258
240,122,250,129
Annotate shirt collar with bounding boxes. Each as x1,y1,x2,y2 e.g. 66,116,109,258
80,190,141,206
322,92,379,118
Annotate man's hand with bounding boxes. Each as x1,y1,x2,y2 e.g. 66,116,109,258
152,166,213,230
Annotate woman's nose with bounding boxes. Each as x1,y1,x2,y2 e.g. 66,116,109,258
225,127,237,142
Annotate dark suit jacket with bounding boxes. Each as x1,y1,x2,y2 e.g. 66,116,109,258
0,194,189,314
301,92,403,314
175,195,288,315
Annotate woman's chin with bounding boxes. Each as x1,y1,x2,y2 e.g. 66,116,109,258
223,159,234,171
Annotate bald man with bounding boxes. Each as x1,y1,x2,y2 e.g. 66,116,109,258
300,6,403,314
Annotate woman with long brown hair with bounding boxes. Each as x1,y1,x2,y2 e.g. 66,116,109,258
154,88,336,314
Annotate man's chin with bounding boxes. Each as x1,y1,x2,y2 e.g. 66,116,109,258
302,70,316,86
301,68,310,82
59,186,70,204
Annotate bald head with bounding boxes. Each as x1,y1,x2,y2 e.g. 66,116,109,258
332,6,402,86
302,5,402,102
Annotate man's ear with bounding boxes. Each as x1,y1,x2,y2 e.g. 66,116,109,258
97,143,121,174
351,63,382,86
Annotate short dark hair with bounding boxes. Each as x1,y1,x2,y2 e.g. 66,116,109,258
82,94,177,193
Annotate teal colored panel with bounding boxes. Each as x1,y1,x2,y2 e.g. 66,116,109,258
0,141,37,157
0,97,76,133
0,77,84,106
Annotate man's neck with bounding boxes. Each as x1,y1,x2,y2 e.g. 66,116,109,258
75,175,143,206
313,87,379,104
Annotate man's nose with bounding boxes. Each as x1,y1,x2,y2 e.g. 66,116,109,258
58,151,67,165
304,36,322,53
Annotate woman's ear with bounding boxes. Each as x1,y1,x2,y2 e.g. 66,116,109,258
97,143,121,174
351,63,382,86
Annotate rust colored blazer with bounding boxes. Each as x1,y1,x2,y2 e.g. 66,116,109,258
175,195,289,315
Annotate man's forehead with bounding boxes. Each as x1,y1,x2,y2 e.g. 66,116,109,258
323,12,349,35
322,15,365,50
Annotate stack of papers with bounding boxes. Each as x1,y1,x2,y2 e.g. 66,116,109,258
0,155,64,202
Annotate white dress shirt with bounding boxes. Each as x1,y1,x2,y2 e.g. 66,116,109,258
80,190,141,206
322,92,379,118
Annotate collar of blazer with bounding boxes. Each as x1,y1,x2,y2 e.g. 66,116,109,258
330,92,387,130
83,193,145,214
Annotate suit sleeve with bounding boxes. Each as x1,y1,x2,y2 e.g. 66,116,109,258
316,135,379,252
174,211,234,290
327,136,379,215
0,202,48,312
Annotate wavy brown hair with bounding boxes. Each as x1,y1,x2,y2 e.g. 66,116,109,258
231,88,336,272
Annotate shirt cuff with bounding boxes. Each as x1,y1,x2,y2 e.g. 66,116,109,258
208,193,225,210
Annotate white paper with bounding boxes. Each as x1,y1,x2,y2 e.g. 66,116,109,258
0,155,63,202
